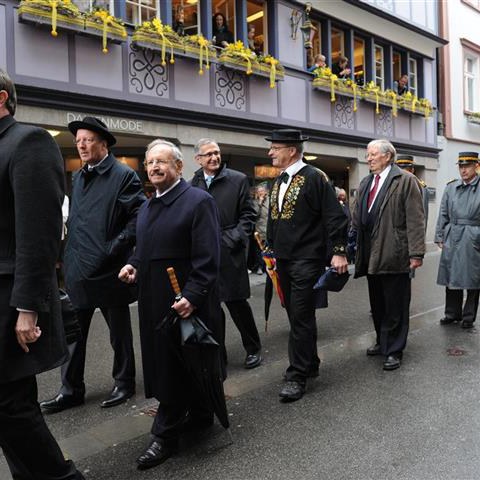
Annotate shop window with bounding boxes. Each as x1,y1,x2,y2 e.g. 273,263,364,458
171,0,200,35
213,0,236,44
392,51,402,87
331,27,344,65
125,0,159,25
246,0,267,54
73,0,113,13
408,57,417,96
374,44,384,90
464,53,479,112
353,36,365,85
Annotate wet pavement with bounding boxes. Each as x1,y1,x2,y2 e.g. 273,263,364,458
3,251,480,479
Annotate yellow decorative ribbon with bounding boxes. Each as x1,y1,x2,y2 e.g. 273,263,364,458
152,18,174,66
388,91,397,117
49,0,58,36
94,10,114,53
197,35,210,75
412,95,418,113
351,82,357,112
265,57,279,88
330,74,337,102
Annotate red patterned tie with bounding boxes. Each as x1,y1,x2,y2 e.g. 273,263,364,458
367,174,380,210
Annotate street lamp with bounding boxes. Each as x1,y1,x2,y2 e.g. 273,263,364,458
300,3,317,49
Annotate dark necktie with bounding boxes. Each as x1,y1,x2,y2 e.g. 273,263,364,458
367,174,380,210
277,172,289,186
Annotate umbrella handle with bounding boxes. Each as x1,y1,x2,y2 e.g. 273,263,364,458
254,231,265,251
167,267,182,296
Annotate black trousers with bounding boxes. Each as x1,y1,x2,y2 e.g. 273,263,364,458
223,299,261,356
60,306,135,397
276,259,324,384
0,376,83,480
367,273,411,356
444,288,480,323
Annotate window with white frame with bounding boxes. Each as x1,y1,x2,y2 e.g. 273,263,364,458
374,44,384,90
464,54,479,112
408,57,417,96
73,0,113,13
125,0,159,25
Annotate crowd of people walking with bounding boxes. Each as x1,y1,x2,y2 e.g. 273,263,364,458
1,66,479,478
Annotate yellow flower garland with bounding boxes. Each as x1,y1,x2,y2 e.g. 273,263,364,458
264,56,279,88
197,35,210,75
49,0,58,36
152,18,175,65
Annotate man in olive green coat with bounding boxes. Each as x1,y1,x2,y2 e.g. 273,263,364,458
353,139,425,371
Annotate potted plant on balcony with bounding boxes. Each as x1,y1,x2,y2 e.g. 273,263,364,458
132,19,184,65
83,8,127,53
18,0,84,37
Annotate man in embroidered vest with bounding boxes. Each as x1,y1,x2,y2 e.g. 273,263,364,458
353,139,425,371
266,129,348,402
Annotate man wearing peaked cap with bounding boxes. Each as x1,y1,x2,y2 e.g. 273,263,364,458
41,116,146,413
436,151,480,329
396,154,428,232
266,128,348,402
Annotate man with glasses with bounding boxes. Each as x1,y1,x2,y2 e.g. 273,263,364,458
266,129,348,402
191,138,262,370
41,117,145,413
0,69,84,478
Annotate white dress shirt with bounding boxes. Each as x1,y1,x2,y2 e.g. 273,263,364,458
156,179,181,198
278,158,307,211
368,164,391,212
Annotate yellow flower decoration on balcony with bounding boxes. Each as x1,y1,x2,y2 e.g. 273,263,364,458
385,89,398,117
264,55,280,88
197,35,211,75
224,41,255,74
345,79,357,111
151,18,175,65
93,9,115,53
365,81,380,114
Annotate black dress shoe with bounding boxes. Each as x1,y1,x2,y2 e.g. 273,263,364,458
279,381,305,402
40,393,84,413
366,344,382,356
244,352,262,369
440,317,459,325
136,441,175,470
461,320,474,329
100,386,135,408
383,354,401,371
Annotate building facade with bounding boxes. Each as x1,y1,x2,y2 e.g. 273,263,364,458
1,0,444,237
437,0,480,201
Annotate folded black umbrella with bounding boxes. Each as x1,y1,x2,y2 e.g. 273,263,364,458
313,267,350,292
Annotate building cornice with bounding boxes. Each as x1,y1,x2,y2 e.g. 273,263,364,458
460,38,480,54
16,85,441,157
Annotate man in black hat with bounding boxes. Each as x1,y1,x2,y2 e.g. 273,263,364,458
396,154,429,231
41,117,146,413
266,129,348,402
436,152,480,329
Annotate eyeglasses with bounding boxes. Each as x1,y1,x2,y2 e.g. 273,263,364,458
145,159,171,167
74,138,97,146
197,150,221,158
268,146,292,152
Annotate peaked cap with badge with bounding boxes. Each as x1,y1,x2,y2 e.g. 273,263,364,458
457,151,479,166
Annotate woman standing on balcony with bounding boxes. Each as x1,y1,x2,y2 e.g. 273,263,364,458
212,12,234,48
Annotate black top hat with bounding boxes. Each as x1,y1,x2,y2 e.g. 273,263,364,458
265,129,309,143
457,151,479,165
68,116,117,147
396,154,415,168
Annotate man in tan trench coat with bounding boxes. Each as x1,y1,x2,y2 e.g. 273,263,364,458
352,139,425,371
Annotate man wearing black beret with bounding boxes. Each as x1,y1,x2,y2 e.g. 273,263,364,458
266,129,348,402
41,117,146,412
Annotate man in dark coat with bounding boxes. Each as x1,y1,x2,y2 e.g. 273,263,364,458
435,152,480,329
191,138,262,369
0,69,84,479
353,139,425,371
41,117,145,413
266,129,348,402
119,139,223,470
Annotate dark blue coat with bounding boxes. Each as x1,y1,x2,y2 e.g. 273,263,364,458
129,179,222,403
64,153,145,308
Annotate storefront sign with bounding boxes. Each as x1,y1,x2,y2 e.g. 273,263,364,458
66,112,143,133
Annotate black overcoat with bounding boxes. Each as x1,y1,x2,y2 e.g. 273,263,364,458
191,164,256,301
0,115,68,384
129,179,222,404
64,153,145,308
